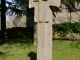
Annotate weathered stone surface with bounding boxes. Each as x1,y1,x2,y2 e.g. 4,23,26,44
6,14,26,29
29,0,35,8
34,2,39,22
49,0,60,7
29,0,60,60
38,1,49,23
37,2,52,60
53,9,80,24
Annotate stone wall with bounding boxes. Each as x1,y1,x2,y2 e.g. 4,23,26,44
0,6,80,29
53,8,80,24
0,13,33,29
6,14,26,29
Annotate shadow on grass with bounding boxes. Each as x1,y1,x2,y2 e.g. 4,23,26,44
28,52,37,60
6,27,33,39
0,26,34,45
0,52,5,55
5,38,33,46
0,52,6,59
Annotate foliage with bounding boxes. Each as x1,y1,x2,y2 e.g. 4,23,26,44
61,0,80,4
6,27,33,39
13,0,33,16
50,6,61,17
52,22,80,37
15,0,29,14
1,0,80,16
61,0,80,12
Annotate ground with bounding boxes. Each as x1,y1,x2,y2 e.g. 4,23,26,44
0,39,80,60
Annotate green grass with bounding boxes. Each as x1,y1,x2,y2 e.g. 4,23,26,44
0,39,36,60
52,40,80,60
0,39,80,60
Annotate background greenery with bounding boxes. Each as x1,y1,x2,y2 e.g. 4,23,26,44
53,20,80,39
0,21,80,39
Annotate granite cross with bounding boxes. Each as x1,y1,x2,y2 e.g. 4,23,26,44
29,0,60,60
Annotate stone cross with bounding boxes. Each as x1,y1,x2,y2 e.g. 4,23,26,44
29,0,60,60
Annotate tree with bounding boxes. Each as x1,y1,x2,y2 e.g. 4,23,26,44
1,0,6,44
2,0,79,44
60,0,80,20
0,0,26,44
0,0,34,44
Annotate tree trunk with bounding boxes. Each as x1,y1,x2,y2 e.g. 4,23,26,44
1,0,6,44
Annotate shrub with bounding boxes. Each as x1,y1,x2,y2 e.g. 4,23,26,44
52,22,80,38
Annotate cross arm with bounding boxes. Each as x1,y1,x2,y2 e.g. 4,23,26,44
49,0,61,7
29,0,36,8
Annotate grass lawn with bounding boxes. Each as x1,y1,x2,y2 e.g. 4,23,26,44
0,39,80,60
53,40,80,60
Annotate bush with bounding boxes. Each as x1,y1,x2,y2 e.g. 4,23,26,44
52,22,80,38
6,27,34,39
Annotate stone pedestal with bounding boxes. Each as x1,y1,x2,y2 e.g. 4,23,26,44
37,22,52,60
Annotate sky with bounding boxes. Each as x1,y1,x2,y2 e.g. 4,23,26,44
6,0,16,21
6,0,13,2
0,0,22,22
